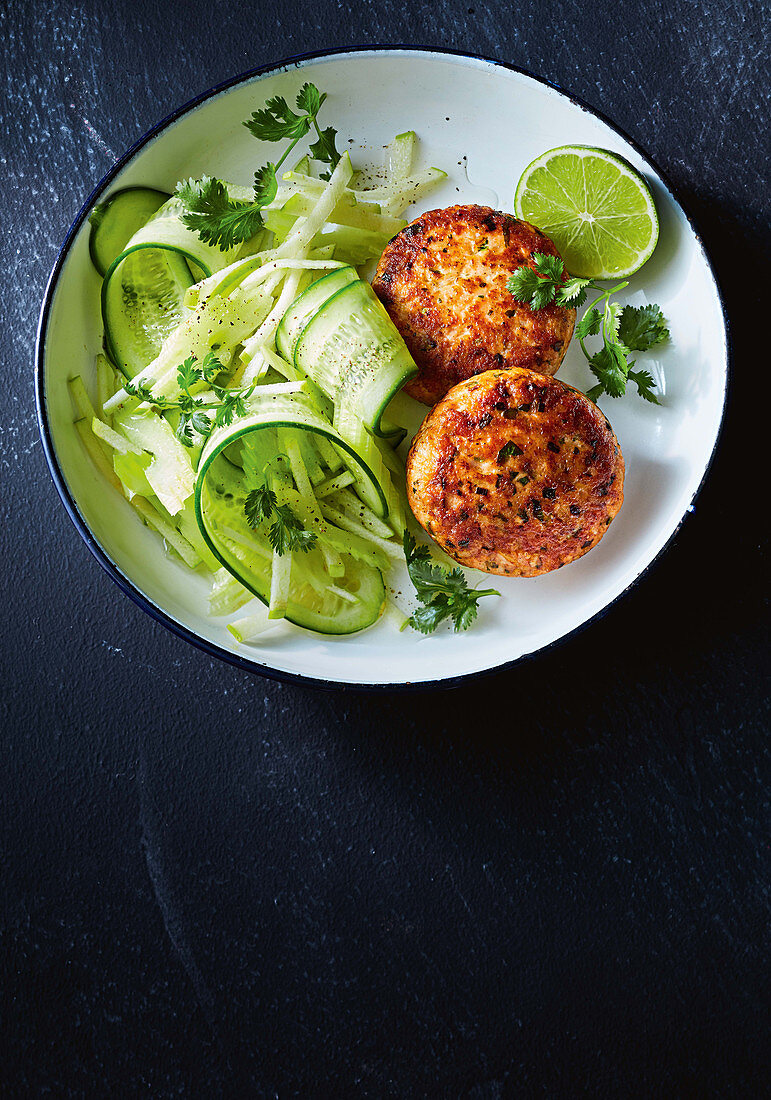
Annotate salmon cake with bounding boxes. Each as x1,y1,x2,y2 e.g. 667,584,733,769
406,368,624,576
373,205,575,406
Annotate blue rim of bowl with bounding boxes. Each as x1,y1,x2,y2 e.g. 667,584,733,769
35,45,731,693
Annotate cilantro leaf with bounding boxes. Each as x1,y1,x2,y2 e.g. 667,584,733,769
533,253,565,282
244,483,277,527
244,96,310,141
213,398,238,429
405,537,431,565
212,385,254,430
186,81,342,245
190,409,212,435
200,351,225,383
531,278,557,310
253,163,278,207
175,417,195,447
243,480,316,555
618,304,670,351
506,266,542,304
296,83,325,116
176,356,201,392
627,367,661,404
575,307,603,340
409,600,451,634
309,125,341,172
407,554,454,603
556,276,591,308
175,177,264,250
174,390,212,446
402,532,499,634
268,504,317,555
452,596,479,633
123,377,156,403
506,253,565,310
606,299,624,343
588,343,629,398
128,353,261,448
506,253,667,404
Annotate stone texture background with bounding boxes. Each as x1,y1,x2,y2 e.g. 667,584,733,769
1,0,768,1094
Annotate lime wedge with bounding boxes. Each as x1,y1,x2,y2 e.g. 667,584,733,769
514,145,659,279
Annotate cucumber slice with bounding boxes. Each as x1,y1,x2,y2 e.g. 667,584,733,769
294,279,417,439
197,392,388,519
102,244,195,378
88,187,170,277
125,197,240,278
275,265,357,362
101,197,241,379
194,394,389,634
205,475,385,633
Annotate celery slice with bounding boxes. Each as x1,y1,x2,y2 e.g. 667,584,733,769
91,416,143,455
227,606,272,642
209,569,252,616
318,502,402,560
268,548,292,619
314,470,355,498
113,408,195,515
387,131,416,180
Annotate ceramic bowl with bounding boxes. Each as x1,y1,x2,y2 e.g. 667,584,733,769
36,48,728,688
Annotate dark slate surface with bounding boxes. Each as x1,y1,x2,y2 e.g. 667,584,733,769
2,0,769,1094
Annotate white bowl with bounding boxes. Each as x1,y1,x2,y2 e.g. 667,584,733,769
36,48,729,689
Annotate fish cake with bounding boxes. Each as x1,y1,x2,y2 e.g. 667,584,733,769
373,205,575,406
406,368,624,576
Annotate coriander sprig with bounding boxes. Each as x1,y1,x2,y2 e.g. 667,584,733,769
124,352,258,447
402,532,499,634
174,178,266,252
244,480,317,556
507,254,669,403
175,83,340,250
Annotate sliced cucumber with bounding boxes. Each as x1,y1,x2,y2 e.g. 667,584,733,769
124,197,241,277
197,392,389,519
275,265,357,362
101,197,241,379
102,244,195,379
294,279,417,439
194,393,389,634
204,475,385,633
88,187,170,277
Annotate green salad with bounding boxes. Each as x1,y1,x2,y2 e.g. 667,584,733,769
73,84,480,641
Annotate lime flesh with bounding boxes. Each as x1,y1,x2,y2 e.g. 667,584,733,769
514,145,659,279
